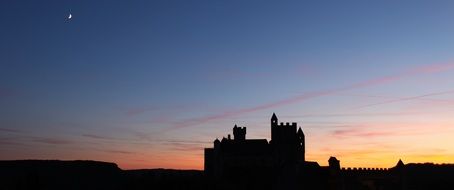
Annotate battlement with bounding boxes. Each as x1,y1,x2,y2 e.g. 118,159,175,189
233,125,246,141
278,122,297,127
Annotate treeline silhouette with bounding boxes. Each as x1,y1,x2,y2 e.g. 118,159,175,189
1,160,454,190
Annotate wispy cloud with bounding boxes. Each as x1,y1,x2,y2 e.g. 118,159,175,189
164,61,454,132
332,128,395,138
103,149,135,155
288,111,427,118
164,140,208,144
328,123,432,140
130,130,152,142
32,137,73,145
163,141,204,152
352,90,454,110
0,127,23,133
0,138,26,146
82,134,119,141
337,93,452,103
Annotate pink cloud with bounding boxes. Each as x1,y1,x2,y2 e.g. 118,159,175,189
337,93,452,103
328,122,437,140
163,61,454,132
408,62,454,74
104,150,135,155
332,128,395,138
295,111,426,118
402,98,454,112
167,143,203,152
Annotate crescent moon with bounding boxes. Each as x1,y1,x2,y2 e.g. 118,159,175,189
68,14,72,19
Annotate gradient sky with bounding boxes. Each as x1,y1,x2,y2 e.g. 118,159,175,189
2,0,454,169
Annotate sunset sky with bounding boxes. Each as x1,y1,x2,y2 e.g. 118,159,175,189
2,1,454,169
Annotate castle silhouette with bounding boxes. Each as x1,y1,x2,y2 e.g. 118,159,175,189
204,113,454,190
205,113,324,189
204,113,305,178
1,113,454,190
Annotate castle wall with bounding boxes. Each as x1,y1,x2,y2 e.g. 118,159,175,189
204,148,214,177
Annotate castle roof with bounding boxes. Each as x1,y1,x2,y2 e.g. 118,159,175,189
298,127,304,134
396,159,404,168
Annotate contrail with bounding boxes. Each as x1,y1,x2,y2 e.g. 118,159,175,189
352,90,454,110
163,61,454,132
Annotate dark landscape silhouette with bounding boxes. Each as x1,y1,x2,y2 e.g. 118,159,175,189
4,1,454,190
1,113,454,190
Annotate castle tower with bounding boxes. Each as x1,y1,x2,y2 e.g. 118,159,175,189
328,156,340,170
271,112,278,125
233,124,246,141
297,127,305,162
271,113,278,142
270,113,300,167
270,113,297,144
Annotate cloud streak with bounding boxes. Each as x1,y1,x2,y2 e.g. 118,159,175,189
32,137,73,145
0,127,23,133
164,61,454,132
288,111,427,118
352,90,454,110
103,149,135,155
332,128,395,138
82,134,120,141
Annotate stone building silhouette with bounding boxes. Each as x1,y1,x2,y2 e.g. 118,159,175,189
203,113,448,190
204,113,311,189
204,113,305,179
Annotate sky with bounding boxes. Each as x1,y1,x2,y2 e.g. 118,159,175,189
2,0,454,169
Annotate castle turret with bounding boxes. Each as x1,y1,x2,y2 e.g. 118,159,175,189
270,113,301,167
233,124,246,141
271,113,278,142
328,156,342,190
271,113,297,144
271,113,278,125
214,138,220,149
395,159,405,169
297,127,305,162
328,156,340,170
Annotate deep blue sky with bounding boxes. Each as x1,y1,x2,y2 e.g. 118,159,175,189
2,1,454,169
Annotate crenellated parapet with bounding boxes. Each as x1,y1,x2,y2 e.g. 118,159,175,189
277,122,297,128
233,125,246,141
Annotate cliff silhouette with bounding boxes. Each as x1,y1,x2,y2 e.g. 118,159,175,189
0,160,208,190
